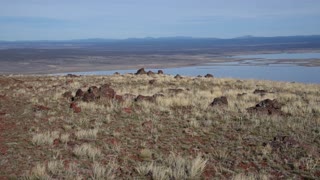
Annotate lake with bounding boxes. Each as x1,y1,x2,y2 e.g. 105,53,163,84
58,53,320,84
234,52,320,59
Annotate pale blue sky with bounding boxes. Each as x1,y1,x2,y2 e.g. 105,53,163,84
0,0,319,40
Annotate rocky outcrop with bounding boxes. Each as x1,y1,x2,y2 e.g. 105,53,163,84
158,70,164,74
75,89,84,97
247,99,283,115
71,84,116,102
99,84,116,99
204,74,214,78
210,96,228,107
135,68,147,75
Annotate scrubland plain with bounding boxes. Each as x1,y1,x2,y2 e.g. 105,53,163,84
0,72,319,179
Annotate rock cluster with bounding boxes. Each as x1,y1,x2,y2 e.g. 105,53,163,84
247,99,283,115
135,68,164,75
72,84,116,102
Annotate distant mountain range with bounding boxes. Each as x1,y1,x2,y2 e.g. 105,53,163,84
1,35,320,43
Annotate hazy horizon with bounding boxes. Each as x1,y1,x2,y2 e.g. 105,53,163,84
1,0,320,41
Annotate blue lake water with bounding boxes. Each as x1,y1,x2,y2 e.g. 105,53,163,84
59,53,320,84
235,52,320,59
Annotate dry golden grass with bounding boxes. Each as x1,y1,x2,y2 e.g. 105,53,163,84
73,143,102,161
32,131,59,146
136,153,207,179
0,73,319,179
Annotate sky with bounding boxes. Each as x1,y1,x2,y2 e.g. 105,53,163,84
0,0,320,41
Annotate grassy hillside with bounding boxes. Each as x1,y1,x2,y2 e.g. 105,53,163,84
0,73,319,179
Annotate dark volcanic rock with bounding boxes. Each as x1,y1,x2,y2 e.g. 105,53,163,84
197,75,202,78
147,71,155,76
114,95,124,103
88,86,99,97
204,74,214,78
66,74,79,78
210,96,228,107
70,102,81,113
247,99,283,115
99,84,115,99
135,68,147,75
82,92,96,102
75,89,84,97
158,70,164,74
135,95,155,102
114,72,120,75
174,74,182,79
70,102,77,109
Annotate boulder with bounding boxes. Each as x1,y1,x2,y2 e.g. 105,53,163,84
70,102,81,113
174,74,182,79
135,68,147,75
114,72,120,75
210,96,228,107
99,84,115,99
114,95,124,103
75,89,84,97
70,102,77,109
158,70,164,74
88,86,99,97
247,99,283,115
147,71,155,76
204,74,214,78
82,92,96,102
